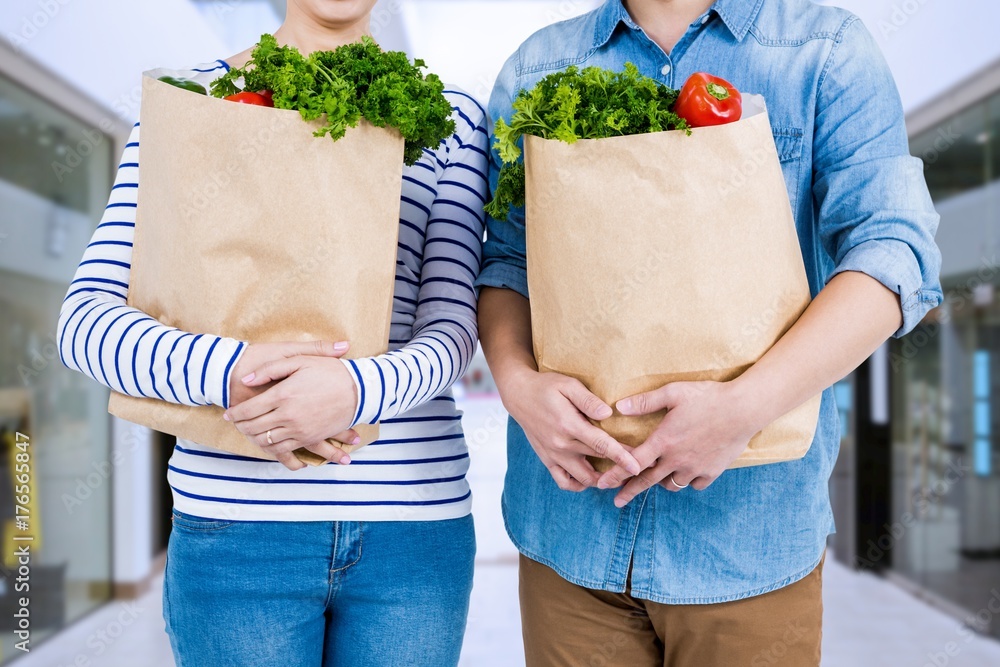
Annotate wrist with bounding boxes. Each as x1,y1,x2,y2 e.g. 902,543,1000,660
336,358,364,425
493,360,538,417
230,342,252,376
488,349,536,389
726,374,772,436
221,340,250,409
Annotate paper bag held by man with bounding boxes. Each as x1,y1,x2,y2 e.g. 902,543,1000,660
525,96,822,471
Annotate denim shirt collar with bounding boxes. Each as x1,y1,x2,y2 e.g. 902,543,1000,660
592,0,636,46
593,0,764,47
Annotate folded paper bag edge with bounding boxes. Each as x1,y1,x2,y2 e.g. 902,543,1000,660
108,393,379,465
140,73,406,143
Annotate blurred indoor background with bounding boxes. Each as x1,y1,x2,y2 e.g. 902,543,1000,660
1,0,1000,665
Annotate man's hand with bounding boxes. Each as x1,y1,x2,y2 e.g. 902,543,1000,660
226,341,359,470
505,368,641,491
597,380,764,507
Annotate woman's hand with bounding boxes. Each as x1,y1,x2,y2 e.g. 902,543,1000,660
229,340,350,408
225,343,360,470
596,380,765,506
504,368,641,491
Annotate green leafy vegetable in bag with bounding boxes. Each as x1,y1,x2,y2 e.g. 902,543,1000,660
211,34,455,166
486,63,690,220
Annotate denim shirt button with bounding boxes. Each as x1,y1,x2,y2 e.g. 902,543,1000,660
661,63,672,75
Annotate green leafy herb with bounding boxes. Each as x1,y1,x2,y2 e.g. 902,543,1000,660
211,34,455,166
486,63,690,220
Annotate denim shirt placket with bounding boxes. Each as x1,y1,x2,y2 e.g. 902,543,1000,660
604,485,651,589
598,12,716,591
618,9,716,86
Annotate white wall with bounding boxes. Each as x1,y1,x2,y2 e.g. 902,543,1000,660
819,0,1000,112
111,420,155,584
399,0,603,102
1,0,231,122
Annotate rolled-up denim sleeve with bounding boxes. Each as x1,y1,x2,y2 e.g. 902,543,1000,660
813,17,943,338
473,50,530,299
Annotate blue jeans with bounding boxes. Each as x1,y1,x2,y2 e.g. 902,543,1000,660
163,510,476,666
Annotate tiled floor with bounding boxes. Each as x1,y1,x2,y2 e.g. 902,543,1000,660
13,396,1000,667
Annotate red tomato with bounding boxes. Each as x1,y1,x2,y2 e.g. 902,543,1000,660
673,73,742,128
224,91,274,107
257,90,274,105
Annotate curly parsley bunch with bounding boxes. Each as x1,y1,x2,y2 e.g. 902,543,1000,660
211,34,455,166
486,63,690,220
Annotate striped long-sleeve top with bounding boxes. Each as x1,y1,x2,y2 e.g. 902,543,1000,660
57,61,488,521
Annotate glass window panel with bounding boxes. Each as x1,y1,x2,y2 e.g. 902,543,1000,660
911,101,989,202
974,349,991,399
0,75,106,216
975,438,992,476
893,299,1000,638
0,71,114,661
975,400,991,437
991,91,1000,184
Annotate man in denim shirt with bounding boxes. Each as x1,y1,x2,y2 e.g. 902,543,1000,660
475,0,942,665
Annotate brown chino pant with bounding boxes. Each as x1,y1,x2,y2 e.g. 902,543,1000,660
519,554,824,667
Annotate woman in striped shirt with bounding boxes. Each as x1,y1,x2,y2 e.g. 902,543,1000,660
57,1,487,665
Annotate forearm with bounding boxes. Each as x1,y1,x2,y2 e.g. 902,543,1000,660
343,320,476,425
58,121,245,408
59,291,245,408
477,287,537,397
732,270,902,427
346,100,489,426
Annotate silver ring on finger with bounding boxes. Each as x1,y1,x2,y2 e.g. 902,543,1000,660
266,429,274,446
668,474,689,490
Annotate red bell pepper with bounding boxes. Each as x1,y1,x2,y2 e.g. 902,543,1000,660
223,91,274,107
674,73,742,128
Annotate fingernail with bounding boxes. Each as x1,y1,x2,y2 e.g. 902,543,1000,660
339,454,352,465
334,341,349,352
627,463,641,476
617,398,633,414
242,372,255,384
614,497,627,509
597,479,610,490
596,405,613,420
223,413,230,422
350,436,361,446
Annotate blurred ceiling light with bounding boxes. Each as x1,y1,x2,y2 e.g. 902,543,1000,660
975,131,992,145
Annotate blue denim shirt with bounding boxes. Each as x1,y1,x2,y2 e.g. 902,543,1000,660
475,0,943,603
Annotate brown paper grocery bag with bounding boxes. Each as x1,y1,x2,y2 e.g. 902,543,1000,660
108,74,403,465
524,97,822,471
